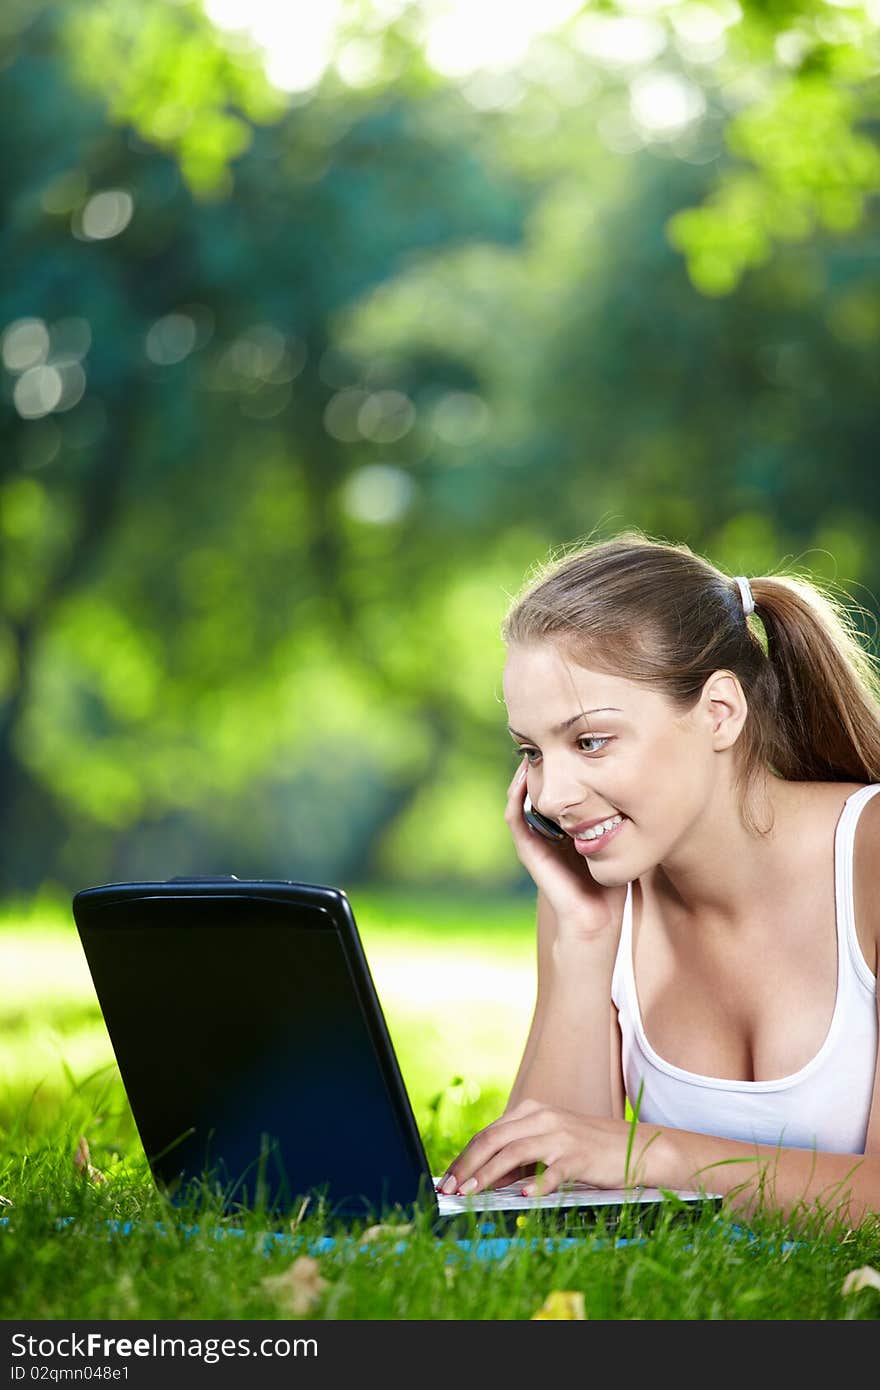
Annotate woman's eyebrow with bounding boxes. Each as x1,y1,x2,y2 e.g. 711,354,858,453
507,708,622,739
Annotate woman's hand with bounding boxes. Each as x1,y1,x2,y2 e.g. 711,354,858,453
436,1099,660,1198
506,758,627,938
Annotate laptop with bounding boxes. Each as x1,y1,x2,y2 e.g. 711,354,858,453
71,876,718,1233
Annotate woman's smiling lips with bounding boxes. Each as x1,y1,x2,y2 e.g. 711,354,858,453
568,813,621,834
568,813,628,855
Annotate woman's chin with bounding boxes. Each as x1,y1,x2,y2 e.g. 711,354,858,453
586,863,630,889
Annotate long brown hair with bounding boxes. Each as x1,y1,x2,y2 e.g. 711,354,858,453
502,531,880,833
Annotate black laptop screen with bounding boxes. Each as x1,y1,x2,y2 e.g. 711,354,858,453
76,891,430,1217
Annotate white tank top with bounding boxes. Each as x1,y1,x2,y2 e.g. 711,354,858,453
611,783,880,1155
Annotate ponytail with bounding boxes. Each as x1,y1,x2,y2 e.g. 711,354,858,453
747,575,880,783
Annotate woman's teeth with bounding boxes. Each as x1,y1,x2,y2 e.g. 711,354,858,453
575,814,623,842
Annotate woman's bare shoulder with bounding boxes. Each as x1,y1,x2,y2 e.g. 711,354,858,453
769,777,867,840
773,779,878,964
848,782,880,975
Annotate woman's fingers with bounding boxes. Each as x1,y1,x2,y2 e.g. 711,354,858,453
436,1124,514,1194
438,1113,637,1198
489,1163,536,1189
507,755,529,797
436,1111,532,1192
504,760,571,877
433,1100,542,1189
520,1164,566,1198
438,1108,560,1195
456,1138,564,1197
504,758,531,840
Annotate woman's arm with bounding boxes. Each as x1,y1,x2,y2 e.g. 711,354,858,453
640,1123,880,1229
504,889,625,1118
439,1100,880,1230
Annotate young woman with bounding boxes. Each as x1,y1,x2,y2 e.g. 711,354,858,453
437,532,880,1228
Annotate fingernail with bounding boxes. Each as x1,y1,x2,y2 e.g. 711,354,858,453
521,1184,534,1197
459,1178,478,1195
440,1174,457,1194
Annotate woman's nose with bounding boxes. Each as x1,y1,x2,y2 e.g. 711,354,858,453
531,765,585,822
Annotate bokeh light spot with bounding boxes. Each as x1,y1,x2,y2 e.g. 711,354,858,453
425,0,582,77
2,319,50,373
341,464,414,524
204,0,344,93
461,70,525,111
13,366,64,419
145,314,198,365
51,358,87,411
228,324,287,378
52,360,88,413
629,71,706,136
431,391,491,446
572,14,667,68
77,190,134,241
357,389,416,444
324,388,370,442
336,39,387,88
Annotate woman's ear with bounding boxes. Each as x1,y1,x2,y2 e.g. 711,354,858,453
703,671,748,751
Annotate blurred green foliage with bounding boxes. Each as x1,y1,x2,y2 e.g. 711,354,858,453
1,0,879,896
669,0,880,292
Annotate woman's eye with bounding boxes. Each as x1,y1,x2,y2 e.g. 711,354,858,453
513,746,541,764
578,736,610,753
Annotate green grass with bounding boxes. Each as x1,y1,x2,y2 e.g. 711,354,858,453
2,893,880,1321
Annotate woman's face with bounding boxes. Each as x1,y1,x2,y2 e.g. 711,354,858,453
503,640,728,885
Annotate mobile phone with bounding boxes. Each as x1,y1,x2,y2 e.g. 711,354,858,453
522,794,566,843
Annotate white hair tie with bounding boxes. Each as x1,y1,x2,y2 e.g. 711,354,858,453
734,576,755,617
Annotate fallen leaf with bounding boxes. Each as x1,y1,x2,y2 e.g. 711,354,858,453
842,1266,880,1296
73,1136,106,1185
359,1224,413,1243
531,1290,586,1320
261,1256,328,1315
